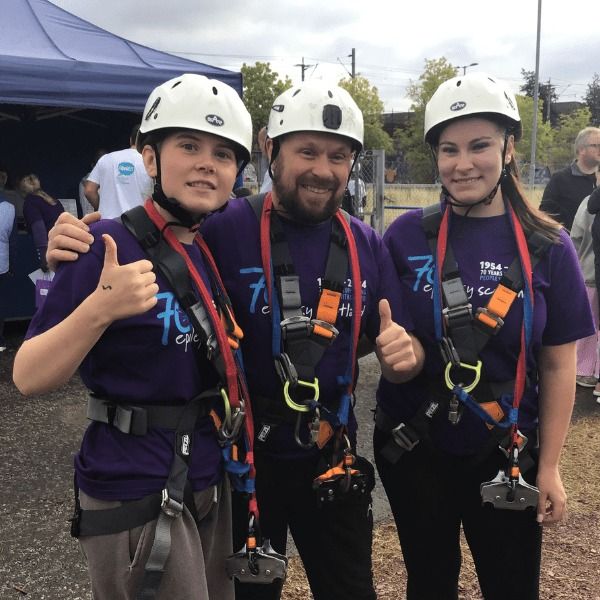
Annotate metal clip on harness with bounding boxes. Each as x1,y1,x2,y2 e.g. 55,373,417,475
226,516,288,585
480,447,539,511
217,387,245,445
313,439,367,504
294,408,321,449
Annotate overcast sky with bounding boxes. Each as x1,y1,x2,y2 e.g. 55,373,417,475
49,0,599,112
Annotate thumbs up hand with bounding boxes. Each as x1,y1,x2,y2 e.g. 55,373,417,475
94,234,158,323
376,299,419,382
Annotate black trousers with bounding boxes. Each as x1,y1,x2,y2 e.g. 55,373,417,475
232,449,377,600
374,427,542,600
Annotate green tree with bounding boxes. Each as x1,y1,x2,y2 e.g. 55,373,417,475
338,76,392,152
548,107,592,170
514,94,553,174
394,57,457,183
519,69,557,124
241,62,292,144
584,73,600,126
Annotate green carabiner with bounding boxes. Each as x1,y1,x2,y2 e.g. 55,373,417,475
444,360,482,393
283,378,320,412
221,387,231,428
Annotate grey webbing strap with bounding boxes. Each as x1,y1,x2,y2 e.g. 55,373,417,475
134,394,209,600
136,512,174,599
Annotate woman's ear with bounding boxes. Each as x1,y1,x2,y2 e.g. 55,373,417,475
505,135,516,165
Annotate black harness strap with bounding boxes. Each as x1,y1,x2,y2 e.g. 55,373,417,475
270,211,348,387
86,394,210,436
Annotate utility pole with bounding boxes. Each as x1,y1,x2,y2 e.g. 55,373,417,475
349,48,355,78
529,0,542,189
294,57,313,82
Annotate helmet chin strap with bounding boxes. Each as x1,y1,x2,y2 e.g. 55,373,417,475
151,143,202,229
436,132,510,211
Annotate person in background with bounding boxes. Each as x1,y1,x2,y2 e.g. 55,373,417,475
585,186,600,403
539,126,600,230
0,166,17,351
84,124,152,219
570,191,600,392
20,174,64,271
79,149,107,217
257,126,272,193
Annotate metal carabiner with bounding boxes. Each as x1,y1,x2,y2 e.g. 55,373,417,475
294,410,320,449
444,360,482,393
283,377,319,412
218,387,245,443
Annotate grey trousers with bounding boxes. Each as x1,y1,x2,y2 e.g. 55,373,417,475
79,479,234,600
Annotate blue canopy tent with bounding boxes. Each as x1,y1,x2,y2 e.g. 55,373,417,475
0,0,241,111
0,0,242,319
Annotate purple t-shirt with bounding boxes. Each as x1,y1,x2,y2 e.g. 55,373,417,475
202,197,412,458
23,194,64,248
378,206,595,455
26,219,222,500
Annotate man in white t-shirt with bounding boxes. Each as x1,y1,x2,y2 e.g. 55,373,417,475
84,125,152,218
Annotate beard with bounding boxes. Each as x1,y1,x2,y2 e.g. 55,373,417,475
272,166,344,225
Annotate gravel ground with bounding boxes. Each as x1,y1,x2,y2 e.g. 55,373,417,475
1,321,599,600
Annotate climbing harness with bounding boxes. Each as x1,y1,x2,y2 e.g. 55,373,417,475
378,199,551,511
70,200,286,596
249,193,369,503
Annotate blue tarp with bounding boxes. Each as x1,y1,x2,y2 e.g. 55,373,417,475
0,0,242,112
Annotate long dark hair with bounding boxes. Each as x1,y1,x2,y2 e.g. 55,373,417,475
501,156,561,243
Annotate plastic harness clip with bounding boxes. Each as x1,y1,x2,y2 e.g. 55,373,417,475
444,360,482,394
283,378,319,412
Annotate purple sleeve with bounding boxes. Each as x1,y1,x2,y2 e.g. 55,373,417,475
30,219,49,250
26,235,103,339
22,196,41,232
542,230,595,345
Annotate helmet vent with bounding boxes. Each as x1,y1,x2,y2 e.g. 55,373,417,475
144,97,161,121
456,80,462,87
328,90,333,98
212,86,218,95
292,89,301,97
488,77,496,83
171,81,182,89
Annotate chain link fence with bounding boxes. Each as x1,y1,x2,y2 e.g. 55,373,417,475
242,149,547,233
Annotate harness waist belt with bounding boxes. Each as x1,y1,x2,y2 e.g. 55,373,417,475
375,406,425,464
87,395,209,436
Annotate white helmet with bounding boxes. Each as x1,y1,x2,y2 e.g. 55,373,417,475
267,81,364,151
138,73,252,163
424,72,521,144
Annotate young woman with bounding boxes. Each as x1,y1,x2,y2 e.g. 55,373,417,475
374,72,594,600
13,74,253,600
20,173,64,270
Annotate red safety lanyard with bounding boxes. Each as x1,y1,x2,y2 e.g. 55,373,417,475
144,199,257,512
